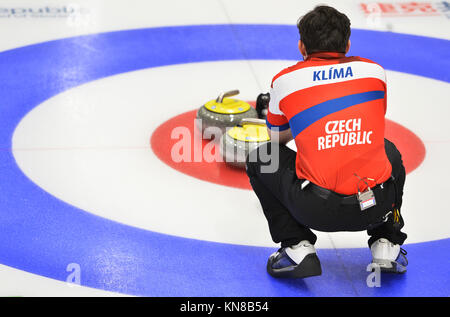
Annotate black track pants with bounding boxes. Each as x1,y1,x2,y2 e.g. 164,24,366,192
246,139,407,248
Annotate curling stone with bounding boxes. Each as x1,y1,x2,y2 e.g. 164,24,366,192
220,118,270,168
196,90,258,137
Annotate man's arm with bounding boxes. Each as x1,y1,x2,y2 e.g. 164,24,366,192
264,87,293,145
267,128,293,145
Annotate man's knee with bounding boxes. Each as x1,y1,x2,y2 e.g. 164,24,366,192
246,142,272,176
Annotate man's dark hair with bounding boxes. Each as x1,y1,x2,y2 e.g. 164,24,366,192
297,6,351,54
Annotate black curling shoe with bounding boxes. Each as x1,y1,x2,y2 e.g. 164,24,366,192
267,240,322,278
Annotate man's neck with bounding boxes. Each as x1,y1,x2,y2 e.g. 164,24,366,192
305,52,346,60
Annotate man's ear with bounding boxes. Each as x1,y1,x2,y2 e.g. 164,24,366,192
345,40,351,54
298,40,307,58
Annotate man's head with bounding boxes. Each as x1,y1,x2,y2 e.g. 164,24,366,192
297,6,351,58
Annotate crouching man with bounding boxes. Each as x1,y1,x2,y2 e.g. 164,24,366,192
246,5,408,278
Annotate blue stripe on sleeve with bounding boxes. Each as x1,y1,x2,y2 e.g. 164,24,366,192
266,120,291,131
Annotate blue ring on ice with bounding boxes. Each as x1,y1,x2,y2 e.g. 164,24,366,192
0,25,449,296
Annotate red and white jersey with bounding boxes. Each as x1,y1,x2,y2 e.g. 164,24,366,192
266,52,392,195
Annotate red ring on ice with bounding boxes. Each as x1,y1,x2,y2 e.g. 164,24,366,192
151,102,426,190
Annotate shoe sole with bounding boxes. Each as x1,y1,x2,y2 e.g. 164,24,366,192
267,253,322,279
372,260,407,274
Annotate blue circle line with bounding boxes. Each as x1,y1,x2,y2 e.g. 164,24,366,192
0,25,448,296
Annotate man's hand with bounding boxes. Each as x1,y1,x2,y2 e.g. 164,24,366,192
256,93,270,119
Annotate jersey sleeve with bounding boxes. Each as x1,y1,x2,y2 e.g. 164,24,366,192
383,71,387,114
266,85,290,131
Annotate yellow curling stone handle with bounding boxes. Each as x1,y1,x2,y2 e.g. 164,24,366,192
204,90,251,114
